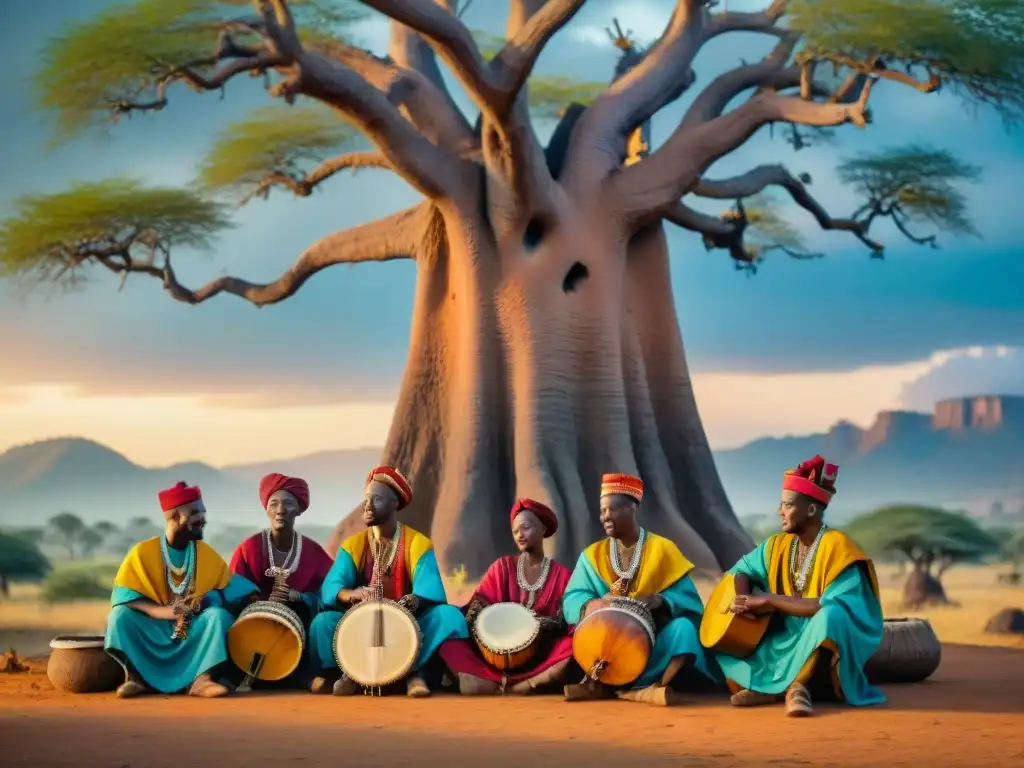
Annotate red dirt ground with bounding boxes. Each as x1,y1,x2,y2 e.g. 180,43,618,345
1,644,1022,767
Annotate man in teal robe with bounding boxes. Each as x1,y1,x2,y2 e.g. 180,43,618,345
715,455,885,716
563,473,719,706
307,466,468,696
105,481,258,698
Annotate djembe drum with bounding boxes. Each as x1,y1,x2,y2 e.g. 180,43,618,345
227,600,305,682
473,602,542,671
699,573,770,657
334,598,421,694
572,596,656,687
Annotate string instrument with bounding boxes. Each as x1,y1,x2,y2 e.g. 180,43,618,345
333,530,420,695
473,602,542,671
227,567,306,685
572,594,655,687
699,572,770,657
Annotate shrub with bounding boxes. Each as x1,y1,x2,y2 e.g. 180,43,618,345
40,569,110,604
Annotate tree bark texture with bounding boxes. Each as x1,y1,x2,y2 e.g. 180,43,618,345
326,198,751,577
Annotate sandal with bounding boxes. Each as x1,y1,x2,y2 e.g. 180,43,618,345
785,683,813,717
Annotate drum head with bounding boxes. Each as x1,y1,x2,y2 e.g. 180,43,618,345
335,601,420,687
228,604,304,681
475,603,538,650
698,574,738,649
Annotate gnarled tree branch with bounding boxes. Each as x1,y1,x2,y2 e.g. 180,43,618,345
96,205,428,307
610,88,872,223
242,150,391,203
694,164,884,253
565,1,707,183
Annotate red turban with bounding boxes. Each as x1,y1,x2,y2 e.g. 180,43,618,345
782,455,838,505
366,466,412,510
600,473,644,503
158,481,201,514
258,473,310,512
510,498,558,538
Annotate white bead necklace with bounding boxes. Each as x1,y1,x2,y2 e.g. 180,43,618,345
371,524,402,575
790,524,828,594
160,537,196,596
610,527,646,581
516,553,551,610
264,528,302,578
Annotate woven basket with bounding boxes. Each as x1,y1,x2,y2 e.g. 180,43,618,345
864,618,942,684
46,636,124,694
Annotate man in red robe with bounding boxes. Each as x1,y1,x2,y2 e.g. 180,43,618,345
228,473,333,690
438,499,575,695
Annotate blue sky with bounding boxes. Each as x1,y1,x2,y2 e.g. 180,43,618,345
1,0,1022,464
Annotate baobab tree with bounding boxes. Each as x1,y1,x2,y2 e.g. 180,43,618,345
3,0,1021,575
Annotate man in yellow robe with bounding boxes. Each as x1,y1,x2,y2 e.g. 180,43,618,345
105,481,257,698
714,455,885,716
562,473,719,706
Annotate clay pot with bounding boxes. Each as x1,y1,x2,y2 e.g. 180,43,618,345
865,617,942,684
46,636,123,693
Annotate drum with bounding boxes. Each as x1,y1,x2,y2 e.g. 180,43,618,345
699,573,770,657
334,599,422,688
227,600,305,682
572,596,656,687
473,602,542,671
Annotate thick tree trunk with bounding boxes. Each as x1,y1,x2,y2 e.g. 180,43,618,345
327,204,752,578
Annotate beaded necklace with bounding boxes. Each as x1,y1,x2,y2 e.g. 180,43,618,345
160,537,196,596
789,524,828,594
371,524,402,576
610,527,646,581
264,528,302,578
516,553,551,610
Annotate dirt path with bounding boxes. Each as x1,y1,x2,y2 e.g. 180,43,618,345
1,644,1022,767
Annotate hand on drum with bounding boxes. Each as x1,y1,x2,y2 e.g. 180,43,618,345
397,594,420,613
537,615,560,632
729,594,771,618
643,594,664,612
287,589,302,603
346,587,374,604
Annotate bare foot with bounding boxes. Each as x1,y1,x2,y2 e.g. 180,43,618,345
406,675,430,698
730,688,782,707
188,674,230,698
115,680,148,699
333,676,359,696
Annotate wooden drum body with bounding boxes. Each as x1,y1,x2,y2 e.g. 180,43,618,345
334,599,422,688
473,602,542,671
699,573,770,657
227,600,305,682
572,597,655,687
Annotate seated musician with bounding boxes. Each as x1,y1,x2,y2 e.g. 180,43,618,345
439,498,574,695
562,473,718,706
307,466,469,697
715,456,885,717
227,473,333,689
105,482,258,698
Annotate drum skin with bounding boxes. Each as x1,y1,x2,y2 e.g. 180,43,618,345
334,599,421,687
473,602,541,671
572,598,653,687
227,601,305,681
699,573,770,658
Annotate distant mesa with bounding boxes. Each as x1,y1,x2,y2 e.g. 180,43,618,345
0,396,1021,529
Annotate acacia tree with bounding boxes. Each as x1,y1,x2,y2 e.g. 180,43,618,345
844,505,1000,608
3,0,1021,575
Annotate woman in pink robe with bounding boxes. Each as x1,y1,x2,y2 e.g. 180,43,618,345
438,499,575,695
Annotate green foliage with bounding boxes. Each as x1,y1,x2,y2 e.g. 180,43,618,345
737,195,813,258
0,532,52,581
790,0,1024,119
0,178,232,289
528,76,607,121
34,0,365,142
198,103,362,194
837,144,981,236
843,504,1000,562
40,568,111,604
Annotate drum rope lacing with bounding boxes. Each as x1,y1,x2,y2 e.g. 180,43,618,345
516,554,551,610
609,527,646,583
789,524,828,594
